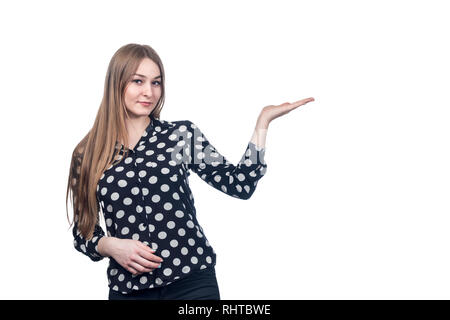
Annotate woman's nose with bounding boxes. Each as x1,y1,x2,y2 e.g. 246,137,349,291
143,84,153,97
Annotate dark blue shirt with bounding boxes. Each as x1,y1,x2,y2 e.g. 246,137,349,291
72,114,267,294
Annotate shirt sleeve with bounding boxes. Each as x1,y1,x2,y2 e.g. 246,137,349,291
72,206,106,262
71,153,106,262
183,120,268,200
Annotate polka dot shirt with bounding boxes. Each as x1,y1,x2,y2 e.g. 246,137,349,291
72,114,267,294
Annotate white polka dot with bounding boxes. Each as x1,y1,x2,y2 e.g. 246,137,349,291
178,228,186,236
139,170,147,178
128,215,136,223
173,258,181,266
158,231,167,239
116,210,125,219
111,192,119,201
152,194,160,203
197,152,205,160
191,256,198,264
164,202,173,210
170,239,178,247
160,184,170,192
125,157,133,164
154,213,164,221
123,197,132,205
121,227,129,235
167,221,175,229
175,210,184,218
186,220,194,228
180,247,188,255
161,249,170,258
163,268,172,276
140,276,148,284
118,179,127,187
161,168,170,174
182,266,191,273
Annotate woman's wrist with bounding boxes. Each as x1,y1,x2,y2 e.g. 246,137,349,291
250,116,269,149
98,236,117,257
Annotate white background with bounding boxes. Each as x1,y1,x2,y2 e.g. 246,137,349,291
0,0,449,299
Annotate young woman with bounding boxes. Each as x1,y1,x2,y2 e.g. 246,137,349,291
66,43,315,300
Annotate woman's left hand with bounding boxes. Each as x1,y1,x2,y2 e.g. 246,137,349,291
256,97,315,129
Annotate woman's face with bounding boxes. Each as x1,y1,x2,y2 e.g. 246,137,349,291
123,58,162,119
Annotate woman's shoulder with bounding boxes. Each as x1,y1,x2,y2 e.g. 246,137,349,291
156,118,198,131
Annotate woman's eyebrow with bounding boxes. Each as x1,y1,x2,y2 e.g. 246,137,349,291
133,73,161,79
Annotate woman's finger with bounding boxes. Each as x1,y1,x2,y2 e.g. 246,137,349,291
137,247,164,263
137,240,157,254
291,97,315,107
127,265,140,275
129,261,154,274
285,97,315,112
133,252,161,269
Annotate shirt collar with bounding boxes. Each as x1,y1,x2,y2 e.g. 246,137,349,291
150,114,175,131
114,113,175,151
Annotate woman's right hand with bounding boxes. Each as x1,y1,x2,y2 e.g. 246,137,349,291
98,237,163,275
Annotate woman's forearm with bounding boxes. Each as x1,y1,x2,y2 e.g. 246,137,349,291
250,127,268,149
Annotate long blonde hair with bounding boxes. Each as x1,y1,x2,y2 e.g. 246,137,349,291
66,43,166,240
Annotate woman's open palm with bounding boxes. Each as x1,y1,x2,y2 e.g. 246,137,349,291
258,97,315,127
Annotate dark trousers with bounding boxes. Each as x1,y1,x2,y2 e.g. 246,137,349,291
108,267,220,300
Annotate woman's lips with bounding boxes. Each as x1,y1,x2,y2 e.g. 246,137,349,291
139,102,152,106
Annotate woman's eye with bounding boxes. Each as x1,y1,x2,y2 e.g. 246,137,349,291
132,79,160,86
